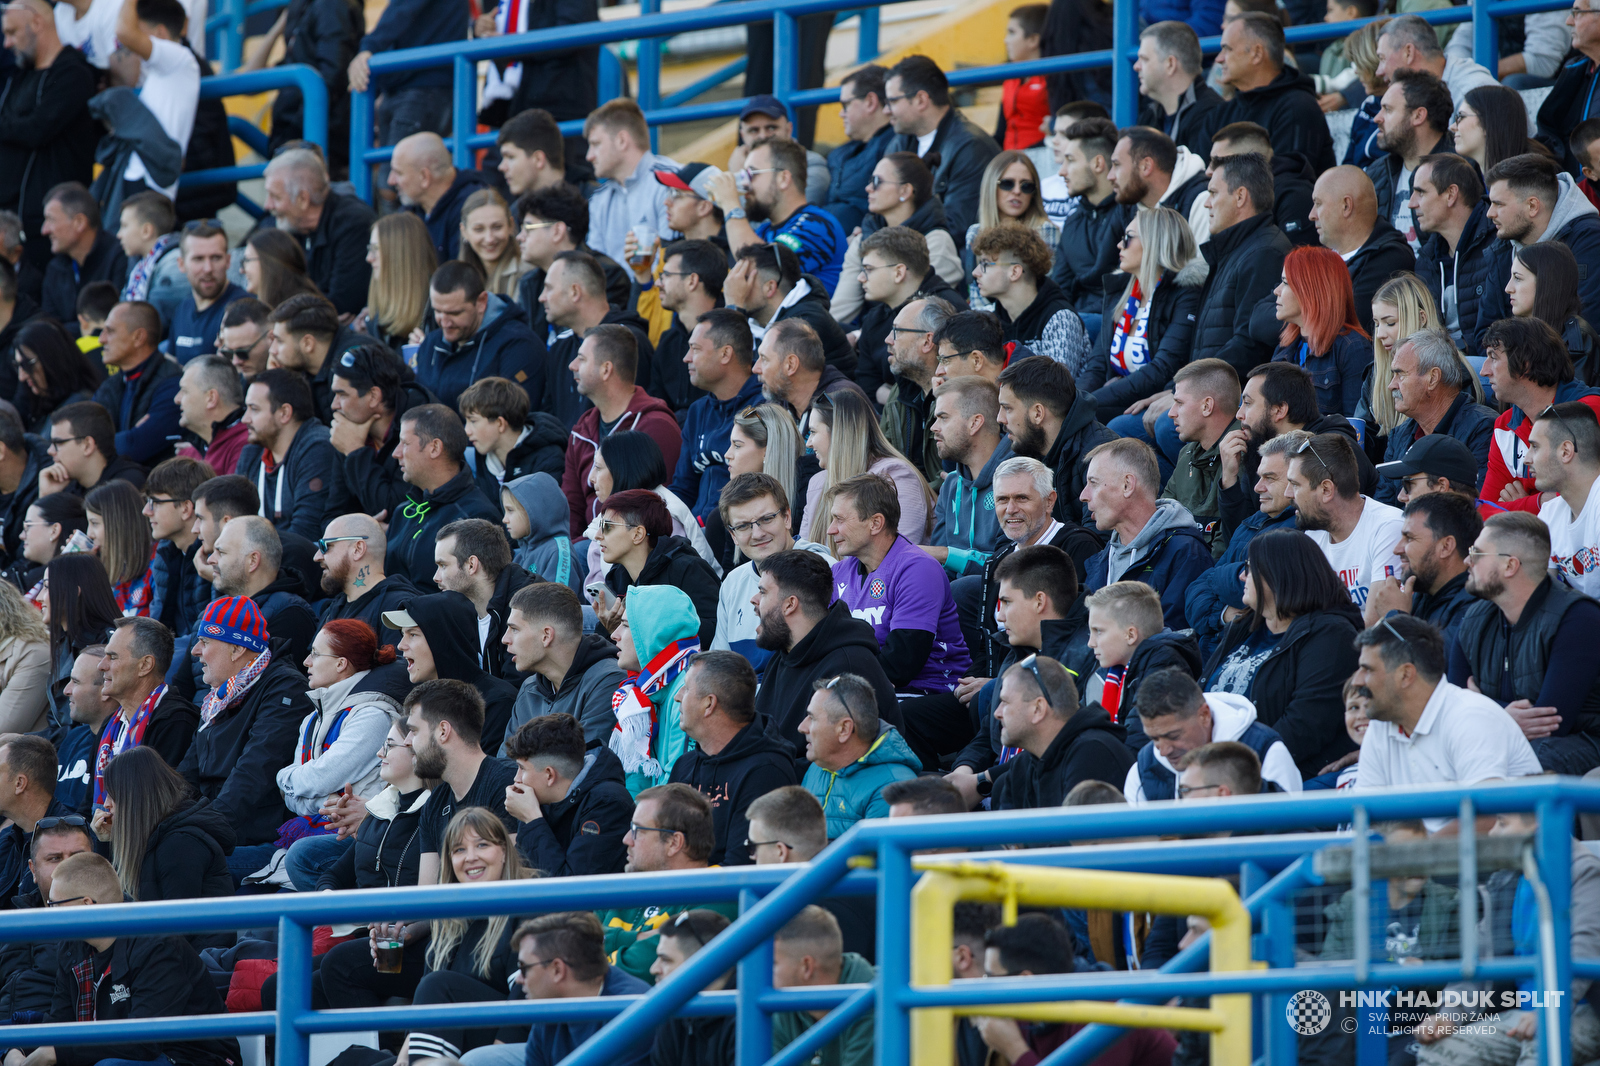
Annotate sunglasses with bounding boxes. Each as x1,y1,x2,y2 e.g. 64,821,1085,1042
1016,653,1053,709
36,815,89,831
996,179,1037,194
316,535,368,553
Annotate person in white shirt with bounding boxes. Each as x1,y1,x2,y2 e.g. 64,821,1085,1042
1532,401,1600,597
112,0,200,201
1352,613,1540,831
1286,431,1406,609
54,0,119,68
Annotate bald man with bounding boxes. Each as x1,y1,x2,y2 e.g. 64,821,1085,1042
316,512,419,646
92,300,185,464
212,514,319,665
389,132,489,263
1306,166,1415,333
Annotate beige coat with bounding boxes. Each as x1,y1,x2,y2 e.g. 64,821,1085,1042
0,636,50,734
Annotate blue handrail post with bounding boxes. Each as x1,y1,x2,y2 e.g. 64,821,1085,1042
221,0,245,72
1111,0,1139,127
875,840,912,1066
1472,0,1500,80
350,88,374,201
735,887,773,1066
775,9,800,130
1536,797,1574,1066
857,6,879,62
1261,894,1297,1065
638,0,662,154
277,917,312,1066
600,46,625,107
452,55,477,171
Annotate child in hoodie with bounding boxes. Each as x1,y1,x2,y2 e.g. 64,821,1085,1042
1082,581,1202,753
608,585,703,795
502,472,584,596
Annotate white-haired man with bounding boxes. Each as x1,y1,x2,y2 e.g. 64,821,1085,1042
262,148,377,315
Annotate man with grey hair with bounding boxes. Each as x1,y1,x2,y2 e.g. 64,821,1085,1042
1375,13,1497,106
95,617,197,793
927,375,1009,563
798,671,919,837
1376,331,1494,506
261,147,375,315
174,355,246,475
210,514,317,665
1134,21,1222,160
1210,12,1334,173
388,132,489,263
881,295,957,484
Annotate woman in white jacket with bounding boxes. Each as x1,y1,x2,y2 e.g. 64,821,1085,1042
276,619,405,819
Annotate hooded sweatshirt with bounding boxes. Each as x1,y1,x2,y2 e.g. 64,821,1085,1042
563,386,682,538
138,798,237,902
609,584,703,792
770,953,876,1066
802,724,921,839
1085,498,1214,630
414,291,545,413
515,746,634,876
1121,691,1303,803
502,632,628,751
605,535,722,650
274,670,402,816
404,590,520,755
669,715,798,865
465,414,566,513
992,276,1094,379
931,436,1013,571
504,473,584,596
1478,172,1600,333
712,539,834,680
385,466,500,587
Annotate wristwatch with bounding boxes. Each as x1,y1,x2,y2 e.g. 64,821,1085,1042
975,773,993,797
726,207,747,220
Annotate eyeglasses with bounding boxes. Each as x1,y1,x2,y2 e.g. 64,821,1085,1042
973,259,1017,274
1016,653,1053,709
738,167,780,184
884,93,910,105
1379,617,1407,647
381,737,411,752
859,262,897,275
666,909,717,947
629,822,681,838
145,496,181,508
935,350,973,365
823,674,869,727
1452,108,1478,124
727,511,784,535
888,325,929,339
47,435,88,449
307,650,342,660
1177,783,1222,799
1540,404,1584,451
745,837,790,860
521,220,557,233
659,269,696,278
45,895,89,907
1571,5,1600,16
996,179,1037,194
36,815,89,832
316,535,368,553
14,351,36,370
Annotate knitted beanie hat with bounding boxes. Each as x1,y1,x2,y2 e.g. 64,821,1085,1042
197,596,270,653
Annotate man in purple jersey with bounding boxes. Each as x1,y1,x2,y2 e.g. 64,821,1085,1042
826,472,974,768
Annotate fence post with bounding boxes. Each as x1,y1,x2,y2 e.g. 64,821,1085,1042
1536,797,1574,1066
452,55,476,171
1261,895,1297,1066
350,88,373,202
735,887,773,1066
600,47,624,109
857,7,879,62
1472,0,1499,81
1111,0,1139,127
276,917,312,1066
876,841,912,1066
638,0,662,154
774,10,799,133
219,0,245,72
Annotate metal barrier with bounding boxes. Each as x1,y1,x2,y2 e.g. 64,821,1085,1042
175,64,328,208
1,779,1597,1066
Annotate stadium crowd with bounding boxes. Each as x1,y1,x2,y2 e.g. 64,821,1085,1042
0,1,1599,1063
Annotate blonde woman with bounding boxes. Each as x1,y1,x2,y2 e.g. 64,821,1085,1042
1343,18,1390,167
458,188,526,297
728,404,801,524
0,578,50,733
355,213,437,349
1080,206,1207,423
963,150,1060,310
1363,274,1482,440
802,389,935,547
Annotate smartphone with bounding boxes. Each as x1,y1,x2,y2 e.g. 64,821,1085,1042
585,582,611,609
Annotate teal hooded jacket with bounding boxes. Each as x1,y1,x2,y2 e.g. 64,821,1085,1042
801,725,922,839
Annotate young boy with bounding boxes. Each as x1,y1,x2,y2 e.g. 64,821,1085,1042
997,5,1050,151
459,376,561,516
74,282,119,360
1313,0,1379,110
1083,581,1202,751
115,190,184,327
1303,677,1368,790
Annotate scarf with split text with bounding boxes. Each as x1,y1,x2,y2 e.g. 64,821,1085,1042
609,636,700,777
200,647,273,728
93,683,166,808
1108,279,1154,378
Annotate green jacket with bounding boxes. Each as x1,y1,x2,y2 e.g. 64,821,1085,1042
1159,419,1238,560
597,898,742,983
1320,879,1460,962
801,726,922,839
772,952,877,1066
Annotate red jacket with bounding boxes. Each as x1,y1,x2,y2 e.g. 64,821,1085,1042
1479,390,1600,519
178,417,250,477
563,387,683,537
1009,1020,1177,1066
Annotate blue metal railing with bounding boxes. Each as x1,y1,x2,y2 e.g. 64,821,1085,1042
3,780,1598,1066
176,64,327,197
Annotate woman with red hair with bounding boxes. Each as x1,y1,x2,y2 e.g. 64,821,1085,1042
1270,245,1373,418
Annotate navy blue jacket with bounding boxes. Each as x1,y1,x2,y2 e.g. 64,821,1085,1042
1477,222,1600,348
514,746,634,877
1416,200,1501,358
1136,718,1285,801
1270,329,1373,419
1050,190,1123,316
41,230,126,333
235,420,341,541
1084,521,1215,632
149,537,207,638
93,351,183,465
1184,505,1298,659
414,169,490,263
385,465,501,586
414,294,546,415
1375,389,1496,506
360,0,467,92
823,124,895,234
670,372,764,522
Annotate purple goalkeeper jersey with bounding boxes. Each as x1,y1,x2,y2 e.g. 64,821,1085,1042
831,535,972,692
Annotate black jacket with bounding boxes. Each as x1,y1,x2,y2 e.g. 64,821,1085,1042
267,0,363,168
605,534,721,649
0,46,100,271
236,420,340,542
1416,200,1501,357
42,229,127,331
1138,76,1223,160
318,785,430,890
416,169,491,263
1081,260,1208,422
650,1012,737,1066
1194,213,1291,377
406,589,521,754
504,0,600,123
755,600,904,760
1041,385,1118,532
1409,569,1475,645
771,274,858,381
1536,56,1600,177
1376,389,1496,505
1367,131,1454,234
325,374,437,521
177,653,313,845
542,307,654,429
1202,602,1365,778
138,798,236,902
251,571,319,669
1344,219,1417,334
955,615,1087,775
669,716,799,866
466,411,566,522
515,745,633,876
0,889,60,1017
296,192,375,315
91,350,183,464
49,935,240,1066
648,311,707,420
318,571,419,648
1050,191,1123,316
886,107,1001,248
386,465,500,587
991,702,1133,812
1272,151,1318,247
856,266,965,399
517,250,633,340
1211,65,1336,174
1117,628,1205,755
0,433,46,566
483,561,536,681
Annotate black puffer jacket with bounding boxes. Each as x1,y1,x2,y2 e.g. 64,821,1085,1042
317,785,430,890
1272,152,1317,247
1416,200,1501,358
1344,219,1416,334
515,746,632,876
1051,191,1123,316
1081,259,1209,422
604,535,721,649
1211,65,1336,174
1193,213,1290,377
1202,602,1365,778
136,799,236,903
991,701,1132,812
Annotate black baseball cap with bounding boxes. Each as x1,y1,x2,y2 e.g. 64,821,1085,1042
1375,434,1479,491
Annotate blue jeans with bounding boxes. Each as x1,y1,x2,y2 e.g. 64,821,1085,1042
285,833,352,891
1079,312,1103,347
226,842,282,889
1107,410,1182,484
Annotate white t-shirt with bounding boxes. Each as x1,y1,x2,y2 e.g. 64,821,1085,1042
1540,484,1600,597
125,37,201,199
1356,680,1542,830
1308,496,1406,609
916,129,937,158
55,0,121,68
476,612,491,667
1393,166,1420,253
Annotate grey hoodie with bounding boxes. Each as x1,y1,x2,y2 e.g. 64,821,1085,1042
1538,172,1600,247
1105,498,1199,584
930,436,1013,570
502,632,629,752
505,473,583,596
